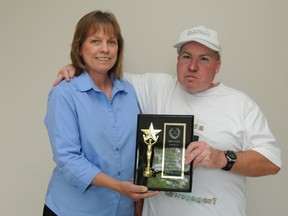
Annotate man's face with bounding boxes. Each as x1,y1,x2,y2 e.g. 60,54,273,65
177,41,221,94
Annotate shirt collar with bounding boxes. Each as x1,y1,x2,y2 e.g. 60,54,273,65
74,71,127,94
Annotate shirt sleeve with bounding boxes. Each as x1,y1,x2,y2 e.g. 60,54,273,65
244,101,282,168
44,84,101,192
123,72,173,113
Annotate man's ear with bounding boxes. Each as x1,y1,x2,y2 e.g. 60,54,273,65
215,60,221,74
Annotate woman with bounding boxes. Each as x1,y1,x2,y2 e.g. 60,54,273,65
43,10,157,216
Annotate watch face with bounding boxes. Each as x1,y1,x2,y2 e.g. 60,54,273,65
227,151,236,160
222,150,237,171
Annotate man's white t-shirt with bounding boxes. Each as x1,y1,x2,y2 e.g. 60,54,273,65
124,72,281,216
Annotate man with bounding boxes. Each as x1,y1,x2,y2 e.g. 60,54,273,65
55,26,281,216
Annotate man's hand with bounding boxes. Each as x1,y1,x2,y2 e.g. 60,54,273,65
185,141,226,169
53,64,76,86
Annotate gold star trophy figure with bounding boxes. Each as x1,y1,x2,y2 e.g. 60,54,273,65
141,123,161,177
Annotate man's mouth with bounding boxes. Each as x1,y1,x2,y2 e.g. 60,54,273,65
186,75,197,80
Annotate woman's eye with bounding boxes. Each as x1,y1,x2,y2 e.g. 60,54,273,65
91,40,100,44
109,40,117,45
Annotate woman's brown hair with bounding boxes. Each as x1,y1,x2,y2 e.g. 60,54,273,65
70,10,124,79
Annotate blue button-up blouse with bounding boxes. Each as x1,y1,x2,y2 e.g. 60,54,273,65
44,71,139,216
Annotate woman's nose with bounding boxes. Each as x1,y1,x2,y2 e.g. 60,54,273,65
100,42,109,52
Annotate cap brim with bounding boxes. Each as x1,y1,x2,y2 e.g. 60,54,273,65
174,38,221,53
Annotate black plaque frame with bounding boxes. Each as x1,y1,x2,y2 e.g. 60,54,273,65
134,114,194,192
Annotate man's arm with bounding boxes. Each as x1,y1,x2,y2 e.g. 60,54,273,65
233,150,280,176
185,141,280,177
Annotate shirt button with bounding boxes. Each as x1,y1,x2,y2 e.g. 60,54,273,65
118,171,121,176
116,147,120,151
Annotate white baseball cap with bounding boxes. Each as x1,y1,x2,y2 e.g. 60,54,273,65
174,26,221,54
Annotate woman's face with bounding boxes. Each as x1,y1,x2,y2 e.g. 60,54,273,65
80,27,118,76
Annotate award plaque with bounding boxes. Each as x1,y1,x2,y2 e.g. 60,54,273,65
134,114,194,192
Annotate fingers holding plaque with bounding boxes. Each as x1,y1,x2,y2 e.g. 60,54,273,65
134,114,194,192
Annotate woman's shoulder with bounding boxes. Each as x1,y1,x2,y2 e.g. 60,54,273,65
117,78,135,91
48,78,78,100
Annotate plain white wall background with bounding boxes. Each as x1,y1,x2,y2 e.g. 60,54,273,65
0,0,287,215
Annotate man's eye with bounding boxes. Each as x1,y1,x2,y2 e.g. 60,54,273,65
200,57,209,62
181,54,191,59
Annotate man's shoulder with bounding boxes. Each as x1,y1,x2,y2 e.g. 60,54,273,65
221,84,251,99
124,72,174,79
219,84,257,108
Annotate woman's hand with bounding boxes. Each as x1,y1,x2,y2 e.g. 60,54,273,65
116,181,159,201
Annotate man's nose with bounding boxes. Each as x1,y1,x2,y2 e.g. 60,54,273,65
188,59,198,71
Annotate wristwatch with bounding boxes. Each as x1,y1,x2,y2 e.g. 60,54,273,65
222,150,237,171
